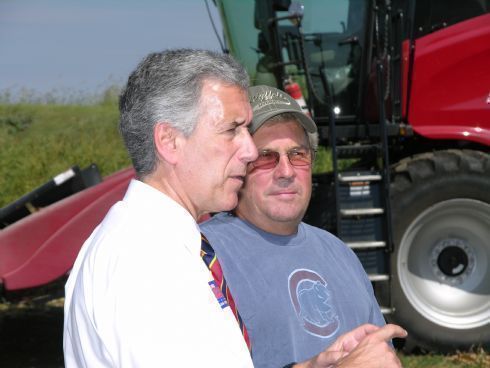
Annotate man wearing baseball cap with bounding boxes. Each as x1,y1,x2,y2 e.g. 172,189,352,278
201,85,405,368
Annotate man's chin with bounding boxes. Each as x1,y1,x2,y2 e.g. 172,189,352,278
213,194,238,214
267,208,305,224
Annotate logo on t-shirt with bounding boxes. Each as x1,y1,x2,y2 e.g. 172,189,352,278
288,269,339,337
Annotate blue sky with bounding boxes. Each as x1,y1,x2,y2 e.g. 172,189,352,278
0,0,224,100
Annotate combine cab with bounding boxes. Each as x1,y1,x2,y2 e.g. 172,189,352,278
214,0,490,352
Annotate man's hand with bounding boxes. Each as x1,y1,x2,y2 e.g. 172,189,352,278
294,323,407,368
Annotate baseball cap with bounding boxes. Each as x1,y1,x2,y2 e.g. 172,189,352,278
248,85,317,134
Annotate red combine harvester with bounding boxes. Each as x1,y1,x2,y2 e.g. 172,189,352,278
1,0,489,353
211,0,490,352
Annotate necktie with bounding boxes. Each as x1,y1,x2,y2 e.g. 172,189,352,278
200,233,251,352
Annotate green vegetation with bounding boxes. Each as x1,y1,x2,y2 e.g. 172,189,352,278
399,349,490,367
0,102,130,207
313,146,332,173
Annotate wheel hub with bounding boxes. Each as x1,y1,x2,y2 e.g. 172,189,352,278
431,238,475,285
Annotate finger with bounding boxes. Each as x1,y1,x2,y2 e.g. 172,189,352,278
369,324,408,342
348,323,381,340
329,324,380,352
336,323,380,345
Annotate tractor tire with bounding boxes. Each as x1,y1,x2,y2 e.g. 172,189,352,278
389,149,490,352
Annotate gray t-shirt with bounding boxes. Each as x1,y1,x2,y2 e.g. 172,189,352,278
200,212,385,368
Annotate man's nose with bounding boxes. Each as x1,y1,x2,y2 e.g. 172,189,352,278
273,154,296,179
240,130,258,163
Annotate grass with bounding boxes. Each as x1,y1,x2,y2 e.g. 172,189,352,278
0,102,130,207
399,349,490,367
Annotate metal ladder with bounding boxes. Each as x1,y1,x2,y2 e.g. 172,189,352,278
328,65,395,315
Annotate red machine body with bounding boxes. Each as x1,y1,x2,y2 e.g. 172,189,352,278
0,168,134,290
408,13,490,145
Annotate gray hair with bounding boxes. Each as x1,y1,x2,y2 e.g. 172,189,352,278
265,112,319,151
119,49,249,178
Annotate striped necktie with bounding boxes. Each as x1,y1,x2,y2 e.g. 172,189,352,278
200,233,251,352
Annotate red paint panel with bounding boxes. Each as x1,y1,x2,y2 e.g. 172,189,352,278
0,168,135,290
409,13,490,145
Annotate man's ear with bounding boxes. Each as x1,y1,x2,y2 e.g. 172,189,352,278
154,122,180,165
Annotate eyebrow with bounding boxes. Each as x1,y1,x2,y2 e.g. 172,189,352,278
241,119,252,128
222,120,241,129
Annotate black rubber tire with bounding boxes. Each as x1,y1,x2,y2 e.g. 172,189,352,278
388,149,490,352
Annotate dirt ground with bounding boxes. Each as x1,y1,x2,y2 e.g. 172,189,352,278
0,286,65,367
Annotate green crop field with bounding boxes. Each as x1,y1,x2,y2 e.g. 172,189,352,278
0,101,130,208
0,100,488,366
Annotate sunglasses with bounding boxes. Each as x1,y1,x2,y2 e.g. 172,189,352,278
250,147,315,170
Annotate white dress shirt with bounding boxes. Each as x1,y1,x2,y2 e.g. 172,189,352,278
64,179,252,367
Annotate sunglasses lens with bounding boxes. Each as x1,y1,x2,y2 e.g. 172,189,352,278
251,151,279,169
250,149,313,170
288,150,312,166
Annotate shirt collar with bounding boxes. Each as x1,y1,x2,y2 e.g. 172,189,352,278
123,179,202,255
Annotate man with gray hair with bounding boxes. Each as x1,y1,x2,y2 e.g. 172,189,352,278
63,49,258,367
